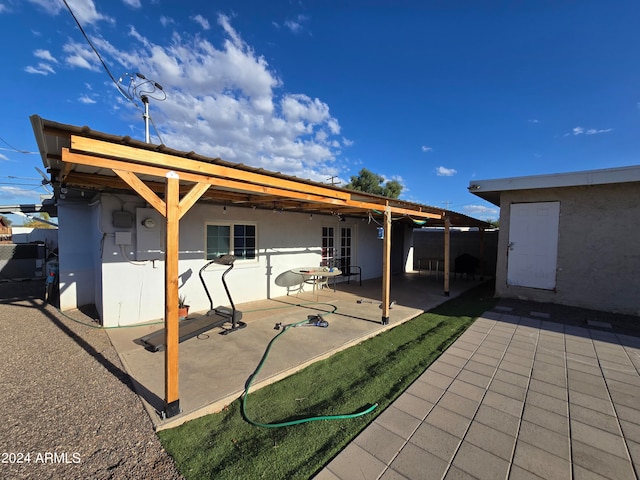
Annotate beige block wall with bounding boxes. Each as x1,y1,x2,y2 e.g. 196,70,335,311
495,183,640,316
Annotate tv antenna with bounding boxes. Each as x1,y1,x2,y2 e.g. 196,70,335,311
117,72,166,143
35,167,53,193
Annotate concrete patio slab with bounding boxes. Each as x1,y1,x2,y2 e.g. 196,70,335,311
106,273,483,430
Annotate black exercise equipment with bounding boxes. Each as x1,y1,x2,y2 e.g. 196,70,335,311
138,254,246,352
199,254,245,332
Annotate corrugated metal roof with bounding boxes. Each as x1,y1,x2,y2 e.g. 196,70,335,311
31,115,491,228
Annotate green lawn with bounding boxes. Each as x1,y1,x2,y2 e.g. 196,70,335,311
159,281,497,479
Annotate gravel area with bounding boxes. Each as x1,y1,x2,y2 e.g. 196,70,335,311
0,280,183,480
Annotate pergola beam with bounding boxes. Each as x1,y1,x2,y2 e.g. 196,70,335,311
62,148,442,220
114,169,166,215
70,136,353,201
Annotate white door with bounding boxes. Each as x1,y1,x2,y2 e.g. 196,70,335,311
507,202,560,290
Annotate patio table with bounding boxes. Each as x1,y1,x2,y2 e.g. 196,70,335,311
290,267,342,299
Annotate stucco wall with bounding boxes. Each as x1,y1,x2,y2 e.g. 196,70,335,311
495,183,640,316
57,200,96,311
64,194,386,326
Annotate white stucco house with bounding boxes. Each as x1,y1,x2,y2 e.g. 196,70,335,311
469,165,640,316
31,116,490,328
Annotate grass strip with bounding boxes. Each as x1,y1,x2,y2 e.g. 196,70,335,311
159,281,497,479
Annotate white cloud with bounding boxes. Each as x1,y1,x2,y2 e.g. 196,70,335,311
101,14,346,181
78,95,97,104
391,175,405,187
192,14,210,30
282,94,332,124
565,125,613,137
26,0,112,25
586,128,613,135
122,0,142,8
463,204,499,220
24,63,55,75
421,146,432,152
284,15,309,33
0,153,9,161
528,118,539,124
160,16,175,27
0,5,7,13
34,49,57,63
63,42,100,71
0,186,43,200
436,166,457,176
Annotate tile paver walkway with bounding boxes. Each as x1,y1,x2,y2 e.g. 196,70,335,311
317,308,640,480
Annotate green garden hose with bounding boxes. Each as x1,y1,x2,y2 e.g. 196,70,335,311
241,306,378,428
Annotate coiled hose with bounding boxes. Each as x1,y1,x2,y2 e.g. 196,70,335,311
241,305,378,428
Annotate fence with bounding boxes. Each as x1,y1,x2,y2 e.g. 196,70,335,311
412,228,498,277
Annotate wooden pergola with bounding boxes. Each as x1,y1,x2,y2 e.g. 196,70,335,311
30,115,491,418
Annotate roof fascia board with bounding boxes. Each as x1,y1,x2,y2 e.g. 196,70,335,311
70,135,352,202
63,149,354,207
470,165,640,195
63,148,441,219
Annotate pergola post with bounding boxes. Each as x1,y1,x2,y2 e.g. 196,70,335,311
164,172,181,418
479,227,485,280
443,216,450,297
381,205,392,325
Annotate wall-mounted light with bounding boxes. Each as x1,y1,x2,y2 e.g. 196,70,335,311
142,218,156,229
223,204,227,215
309,214,313,221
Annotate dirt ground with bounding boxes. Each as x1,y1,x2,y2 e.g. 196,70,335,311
0,280,183,480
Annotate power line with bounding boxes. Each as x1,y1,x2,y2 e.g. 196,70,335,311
0,136,37,154
61,0,165,144
326,176,341,186
61,0,128,100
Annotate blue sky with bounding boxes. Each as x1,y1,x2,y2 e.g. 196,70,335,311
1,0,639,224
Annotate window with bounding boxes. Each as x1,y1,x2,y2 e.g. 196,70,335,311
321,226,334,266
340,227,353,265
206,223,256,260
233,224,256,260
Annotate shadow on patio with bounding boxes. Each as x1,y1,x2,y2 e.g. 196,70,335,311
106,272,487,430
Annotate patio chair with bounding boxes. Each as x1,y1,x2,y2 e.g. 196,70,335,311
275,270,308,295
336,258,362,286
